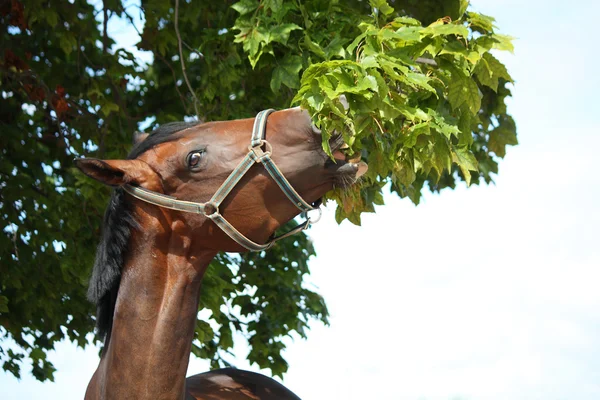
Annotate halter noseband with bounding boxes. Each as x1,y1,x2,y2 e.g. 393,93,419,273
123,109,322,252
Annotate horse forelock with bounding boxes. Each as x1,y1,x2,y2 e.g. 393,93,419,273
88,120,201,345
127,121,200,160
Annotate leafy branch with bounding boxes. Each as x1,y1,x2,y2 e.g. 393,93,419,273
232,0,517,224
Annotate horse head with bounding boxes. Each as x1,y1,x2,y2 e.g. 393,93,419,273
76,107,366,253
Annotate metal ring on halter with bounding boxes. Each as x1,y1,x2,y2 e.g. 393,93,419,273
248,140,273,161
203,202,220,217
303,207,323,225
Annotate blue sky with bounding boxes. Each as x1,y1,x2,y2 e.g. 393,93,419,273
2,0,600,399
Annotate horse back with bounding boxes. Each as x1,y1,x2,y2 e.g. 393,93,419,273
185,368,302,400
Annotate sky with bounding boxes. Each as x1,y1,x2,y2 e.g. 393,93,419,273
2,0,600,399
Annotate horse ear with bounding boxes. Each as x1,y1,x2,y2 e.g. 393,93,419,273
133,131,149,144
75,158,156,187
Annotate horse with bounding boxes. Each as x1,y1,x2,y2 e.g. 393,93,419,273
75,107,367,399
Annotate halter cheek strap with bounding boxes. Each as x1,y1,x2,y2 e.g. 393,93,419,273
122,109,322,252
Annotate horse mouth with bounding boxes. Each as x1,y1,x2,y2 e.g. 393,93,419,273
326,134,368,188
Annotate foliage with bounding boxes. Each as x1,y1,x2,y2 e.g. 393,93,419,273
0,0,515,381
232,0,517,224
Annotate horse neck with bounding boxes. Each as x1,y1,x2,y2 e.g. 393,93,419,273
87,212,217,400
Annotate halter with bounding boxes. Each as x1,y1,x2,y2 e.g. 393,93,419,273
123,109,322,252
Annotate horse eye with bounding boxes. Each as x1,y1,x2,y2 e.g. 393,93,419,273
187,151,204,169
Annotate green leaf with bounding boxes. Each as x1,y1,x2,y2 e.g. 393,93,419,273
377,26,421,43
305,92,326,113
474,57,495,90
393,103,428,122
270,55,303,92
440,40,481,64
100,102,120,117
302,33,326,59
467,12,496,32
462,78,481,115
59,35,77,56
404,72,436,94
473,35,498,54
404,123,430,148
323,34,348,59
346,209,362,226
488,117,518,157
334,205,345,224
452,146,479,185
45,10,58,28
432,137,452,176
235,27,267,67
0,295,8,313
394,158,416,186
459,0,470,16
447,67,481,115
369,0,394,16
428,110,460,138
333,72,378,97
195,320,215,344
392,16,421,27
458,111,474,146
360,55,379,69
231,0,258,15
424,21,469,38
218,325,234,350
30,348,46,361
268,23,302,45
492,34,515,53
347,31,369,55
483,53,513,82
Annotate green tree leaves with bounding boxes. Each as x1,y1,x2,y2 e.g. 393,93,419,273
232,1,516,223
1,0,333,382
270,55,303,92
447,66,482,114
1,0,516,382
232,1,301,68
0,296,8,313
231,0,259,16
370,0,395,16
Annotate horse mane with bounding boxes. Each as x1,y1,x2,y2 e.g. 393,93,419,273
87,121,201,347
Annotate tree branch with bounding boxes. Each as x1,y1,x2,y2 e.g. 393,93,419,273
183,41,204,61
11,225,19,260
174,0,200,118
102,1,109,55
156,52,191,115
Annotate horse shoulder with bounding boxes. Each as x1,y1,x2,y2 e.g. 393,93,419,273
185,368,302,400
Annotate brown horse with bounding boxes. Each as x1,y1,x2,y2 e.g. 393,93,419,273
76,107,366,399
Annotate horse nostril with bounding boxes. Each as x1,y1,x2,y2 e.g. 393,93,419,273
311,123,321,135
